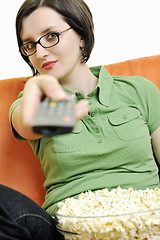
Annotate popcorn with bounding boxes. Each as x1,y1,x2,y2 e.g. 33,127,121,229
56,187,160,240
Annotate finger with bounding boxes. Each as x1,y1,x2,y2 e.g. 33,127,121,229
76,100,89,120
37,75,67,100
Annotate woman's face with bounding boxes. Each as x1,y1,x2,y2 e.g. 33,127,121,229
21,7,84,82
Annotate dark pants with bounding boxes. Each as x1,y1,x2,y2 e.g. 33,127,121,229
0,184,64,240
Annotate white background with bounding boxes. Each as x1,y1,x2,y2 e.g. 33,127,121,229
1,0,160,79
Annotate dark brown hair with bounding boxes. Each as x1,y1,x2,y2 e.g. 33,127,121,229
16,0,95,75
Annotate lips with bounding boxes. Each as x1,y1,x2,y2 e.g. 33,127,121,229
42,61,57,70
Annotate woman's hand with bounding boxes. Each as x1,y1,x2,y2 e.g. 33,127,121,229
12,75,89,140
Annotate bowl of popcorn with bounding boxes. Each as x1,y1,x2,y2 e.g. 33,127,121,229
54,187,160,240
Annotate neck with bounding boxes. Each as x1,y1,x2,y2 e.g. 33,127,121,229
61,64,98,98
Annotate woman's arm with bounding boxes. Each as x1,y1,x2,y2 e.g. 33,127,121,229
151,127,160,167
11,74,88,140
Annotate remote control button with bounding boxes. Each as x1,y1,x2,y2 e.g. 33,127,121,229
49,102,57,107
63,116,71,122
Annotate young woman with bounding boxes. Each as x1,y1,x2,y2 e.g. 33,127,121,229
1,0,160,239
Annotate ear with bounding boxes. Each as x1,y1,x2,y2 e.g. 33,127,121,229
80,37,85,48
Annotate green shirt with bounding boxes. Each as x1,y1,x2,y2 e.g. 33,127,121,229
9,66,160,216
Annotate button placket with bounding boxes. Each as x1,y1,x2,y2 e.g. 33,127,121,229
86,116,103,143
86,92,103,142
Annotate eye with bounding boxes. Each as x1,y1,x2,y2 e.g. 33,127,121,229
24,42,35,50
45,32,58,41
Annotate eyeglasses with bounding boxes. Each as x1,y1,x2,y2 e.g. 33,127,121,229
20,27,71,57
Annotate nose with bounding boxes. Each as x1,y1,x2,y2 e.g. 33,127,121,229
35,43,49,58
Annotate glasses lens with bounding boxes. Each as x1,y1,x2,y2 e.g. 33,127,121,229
20,32,59,56
40,32,59,48
21,42,35,56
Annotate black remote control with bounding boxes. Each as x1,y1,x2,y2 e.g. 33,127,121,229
32,95,76,136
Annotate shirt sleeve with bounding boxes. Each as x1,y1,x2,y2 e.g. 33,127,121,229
9,91,27,141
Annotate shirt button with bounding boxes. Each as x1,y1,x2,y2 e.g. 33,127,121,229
123,114,128,119
90,112,95,117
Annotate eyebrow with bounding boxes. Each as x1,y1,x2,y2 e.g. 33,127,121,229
21,26,58,43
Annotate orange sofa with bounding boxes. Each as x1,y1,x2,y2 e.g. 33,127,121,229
0,55,160,206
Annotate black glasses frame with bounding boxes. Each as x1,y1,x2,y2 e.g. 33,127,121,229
20,27,71,57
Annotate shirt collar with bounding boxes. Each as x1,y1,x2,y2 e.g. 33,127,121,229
63,66,113,107
90,66,113,106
